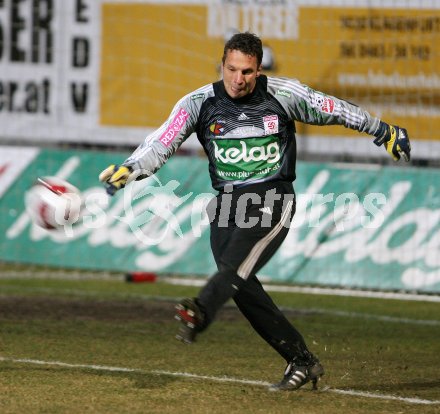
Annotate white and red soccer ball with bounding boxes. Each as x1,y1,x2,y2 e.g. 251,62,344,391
25,177,82,230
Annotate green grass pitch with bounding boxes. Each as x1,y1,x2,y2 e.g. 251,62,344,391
0,274,439,413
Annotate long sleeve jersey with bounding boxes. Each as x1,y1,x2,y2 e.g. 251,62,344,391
123,75,381,191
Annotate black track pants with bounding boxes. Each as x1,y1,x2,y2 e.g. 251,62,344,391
197,181,309,362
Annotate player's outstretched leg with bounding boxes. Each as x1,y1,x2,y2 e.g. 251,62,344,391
174,298,204,344
269,354,324,391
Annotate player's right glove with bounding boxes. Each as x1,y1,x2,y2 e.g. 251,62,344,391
373,121,411,162
99,164,132,195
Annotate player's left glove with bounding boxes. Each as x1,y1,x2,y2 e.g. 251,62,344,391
99,164,132,195
373,121,411,162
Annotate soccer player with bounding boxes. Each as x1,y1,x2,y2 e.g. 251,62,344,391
99,32,411,391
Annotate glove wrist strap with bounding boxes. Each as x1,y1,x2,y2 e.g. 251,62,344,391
373,121,390,146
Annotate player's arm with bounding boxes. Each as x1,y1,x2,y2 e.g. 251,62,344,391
270,77,411,162
99,91,204,195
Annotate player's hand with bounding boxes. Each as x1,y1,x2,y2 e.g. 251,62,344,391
99,164,132,195
373,122,411,162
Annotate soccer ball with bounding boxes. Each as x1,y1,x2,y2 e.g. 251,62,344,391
25,177,82,230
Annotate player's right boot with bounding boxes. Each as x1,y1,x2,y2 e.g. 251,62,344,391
269,355,324,391
174,298,203,344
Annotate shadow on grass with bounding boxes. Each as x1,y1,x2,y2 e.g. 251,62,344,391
0,364,179,390
358,379,440,393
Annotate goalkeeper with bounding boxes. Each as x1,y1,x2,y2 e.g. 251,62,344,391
100,32,411,391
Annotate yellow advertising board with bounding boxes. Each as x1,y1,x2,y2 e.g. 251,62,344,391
101,2,440,141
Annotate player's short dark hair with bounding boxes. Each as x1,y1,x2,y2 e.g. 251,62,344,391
222,32,263,67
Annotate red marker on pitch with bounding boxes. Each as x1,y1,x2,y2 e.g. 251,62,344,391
125,272,157,283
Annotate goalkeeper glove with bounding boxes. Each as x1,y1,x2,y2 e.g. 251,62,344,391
373,121,411,162
99,164,132,195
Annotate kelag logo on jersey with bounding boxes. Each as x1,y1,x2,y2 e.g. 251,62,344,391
212,136,281,181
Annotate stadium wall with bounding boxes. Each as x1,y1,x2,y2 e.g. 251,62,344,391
1,145,439,293
0,0,439,159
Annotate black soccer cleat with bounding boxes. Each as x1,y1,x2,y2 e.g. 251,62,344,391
174,298,203,344
269,356,324,391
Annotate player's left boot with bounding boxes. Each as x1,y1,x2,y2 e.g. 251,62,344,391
174,298,203,344
269,355,324,391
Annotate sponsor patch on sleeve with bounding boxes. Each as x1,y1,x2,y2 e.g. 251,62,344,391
276,89,291,98
310,91,335,114
311,92,335,114
159,108,189,147
191,93,204,100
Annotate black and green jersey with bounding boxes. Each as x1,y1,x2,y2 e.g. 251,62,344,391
124,75,381,191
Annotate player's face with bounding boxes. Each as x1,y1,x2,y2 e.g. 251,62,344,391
222,50,261,99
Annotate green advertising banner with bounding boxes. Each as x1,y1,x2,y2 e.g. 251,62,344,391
1,146,439,293
0,147,215,275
